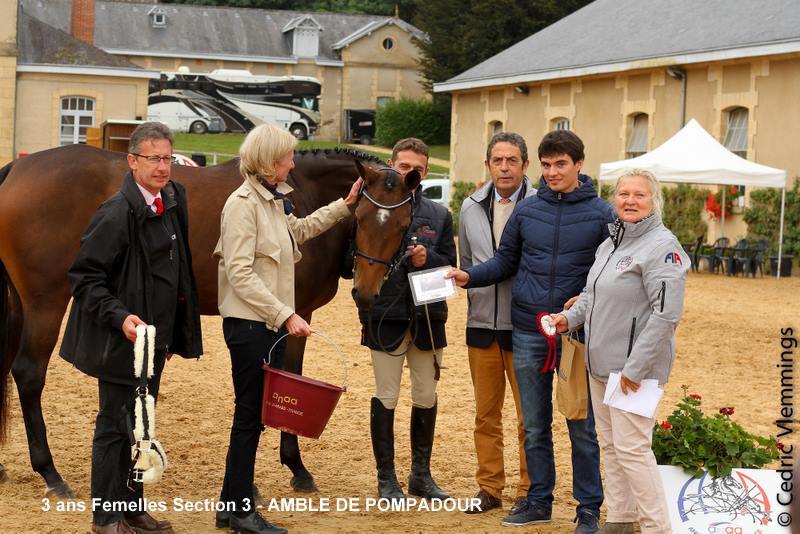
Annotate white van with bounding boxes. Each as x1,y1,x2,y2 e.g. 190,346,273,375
147,98,224,134
420,178,451,209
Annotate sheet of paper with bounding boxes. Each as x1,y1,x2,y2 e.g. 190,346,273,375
408,266,456,306
602,372,663,419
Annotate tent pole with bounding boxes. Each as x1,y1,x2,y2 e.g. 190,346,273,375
777,188,786,279
721,187,726,238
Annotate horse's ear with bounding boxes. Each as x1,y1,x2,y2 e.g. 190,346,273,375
355,160,377,185
404,169,422,191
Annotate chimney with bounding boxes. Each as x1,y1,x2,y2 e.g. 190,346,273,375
71,0,95,45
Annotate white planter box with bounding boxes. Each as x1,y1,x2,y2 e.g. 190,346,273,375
658,465,790,533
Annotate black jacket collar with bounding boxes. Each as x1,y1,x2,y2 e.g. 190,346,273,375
120,171,178,220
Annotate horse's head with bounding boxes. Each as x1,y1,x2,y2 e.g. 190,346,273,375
351,160,421,310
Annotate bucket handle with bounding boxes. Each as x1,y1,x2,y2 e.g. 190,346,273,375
266,330,348,390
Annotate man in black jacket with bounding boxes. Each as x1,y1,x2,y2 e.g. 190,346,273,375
354,138,457,502
60,122,202,534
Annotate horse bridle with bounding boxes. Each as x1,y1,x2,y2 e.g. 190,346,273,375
351,181,415,281
352,176,432,361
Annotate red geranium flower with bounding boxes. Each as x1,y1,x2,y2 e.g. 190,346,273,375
777,442,785,451
689,393,702,400
660,421,672,429
719,406,735,416
705,192,721,220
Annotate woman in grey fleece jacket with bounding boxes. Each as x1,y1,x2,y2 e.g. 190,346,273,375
552,169,689,534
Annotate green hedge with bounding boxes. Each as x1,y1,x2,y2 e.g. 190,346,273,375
375,97,450,147
449,181,478,236
743,181,800,256
662,184,709,244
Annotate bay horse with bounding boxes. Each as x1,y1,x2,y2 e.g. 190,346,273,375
0,143,416,498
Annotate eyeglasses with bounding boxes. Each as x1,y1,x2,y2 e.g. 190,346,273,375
489,156,522,167
131,153,176,165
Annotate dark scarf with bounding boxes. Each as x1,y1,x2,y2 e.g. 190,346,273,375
257,176,294,215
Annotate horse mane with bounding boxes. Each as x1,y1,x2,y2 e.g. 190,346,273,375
296,147,384,166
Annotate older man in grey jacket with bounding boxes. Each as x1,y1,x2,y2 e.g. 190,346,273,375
460,132,536,514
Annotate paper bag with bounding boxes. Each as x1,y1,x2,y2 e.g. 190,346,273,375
557,333,588,420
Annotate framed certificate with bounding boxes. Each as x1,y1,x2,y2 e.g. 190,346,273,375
408,266,456,306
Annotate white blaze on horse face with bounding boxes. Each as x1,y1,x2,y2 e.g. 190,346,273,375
376,208,390,226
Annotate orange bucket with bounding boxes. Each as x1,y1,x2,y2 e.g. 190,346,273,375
261,332,347,439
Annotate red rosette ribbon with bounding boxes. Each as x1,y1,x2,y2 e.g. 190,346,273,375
537,312,558,374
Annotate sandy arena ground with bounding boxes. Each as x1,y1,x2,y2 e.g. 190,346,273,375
0,270,797,533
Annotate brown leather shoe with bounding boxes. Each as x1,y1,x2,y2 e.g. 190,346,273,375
125,512,174,534
464,489,502,514
91,521,134,534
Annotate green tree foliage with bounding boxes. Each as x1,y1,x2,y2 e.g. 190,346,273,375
743,181,800,256
412,0,592,90
162,0,417,18
375,97,449,147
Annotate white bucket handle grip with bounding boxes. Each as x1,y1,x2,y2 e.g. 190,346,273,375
267,329,348,389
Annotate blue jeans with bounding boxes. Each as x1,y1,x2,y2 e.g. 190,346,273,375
512,328,603,514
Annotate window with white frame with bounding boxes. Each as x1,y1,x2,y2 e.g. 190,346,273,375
60,96,95,145
148,6,166,28
723,107,748,158
552,117,569,131
626,113,648,158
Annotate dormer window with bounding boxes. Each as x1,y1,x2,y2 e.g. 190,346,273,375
148,6,167,28
282,15,322,58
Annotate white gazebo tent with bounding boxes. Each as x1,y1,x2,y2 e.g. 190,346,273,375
598,119,789,277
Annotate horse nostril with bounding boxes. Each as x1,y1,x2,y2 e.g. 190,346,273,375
372,293,379,302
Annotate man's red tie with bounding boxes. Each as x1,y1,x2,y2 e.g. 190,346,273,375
498,198,512,204
153,197,164,215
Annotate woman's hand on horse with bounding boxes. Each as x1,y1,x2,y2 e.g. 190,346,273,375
285,313,313,337
549,313,569,333
444,268,469,287
121,314,146,342
344,177,364,208
408,245,426,267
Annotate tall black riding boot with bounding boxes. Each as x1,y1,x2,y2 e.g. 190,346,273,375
370,397,405,500
407,402,450,500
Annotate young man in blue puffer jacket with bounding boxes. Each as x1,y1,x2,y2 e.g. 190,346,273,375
448,130,615,533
